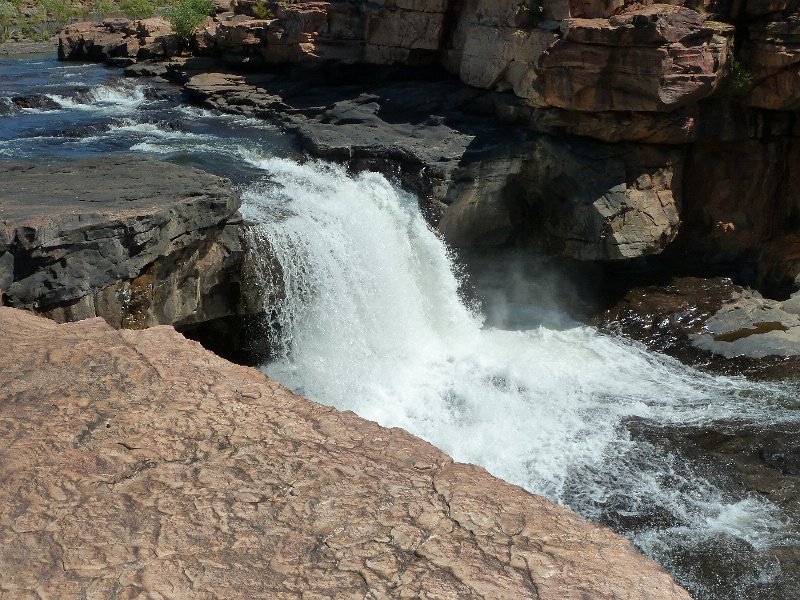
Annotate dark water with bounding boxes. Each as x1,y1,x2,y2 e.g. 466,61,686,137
0,54,295,180
2,55,800,600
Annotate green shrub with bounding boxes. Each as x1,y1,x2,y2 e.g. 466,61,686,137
730,59,754,92
253,2,274,19
0,1,18,41
26,4,49,38
183,0,215,15
164,0,214,42
119,0,157,19
39,0,78,26
94,0,115,18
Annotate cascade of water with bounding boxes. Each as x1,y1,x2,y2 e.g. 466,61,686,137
241,158,799,598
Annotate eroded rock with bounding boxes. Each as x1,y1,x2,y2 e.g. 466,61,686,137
0,156,250,329
538,5,733,112
0,306,692,599
595,276,800,376
440,137,683,260
58,17,180,63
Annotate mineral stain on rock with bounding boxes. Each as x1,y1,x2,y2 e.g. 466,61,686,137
713,321,790,343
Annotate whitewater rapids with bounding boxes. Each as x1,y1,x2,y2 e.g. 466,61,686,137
238,158,798,597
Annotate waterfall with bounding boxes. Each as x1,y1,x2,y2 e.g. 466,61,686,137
240,159,798,599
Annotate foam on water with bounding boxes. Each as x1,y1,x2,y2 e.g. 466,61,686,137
47,82,149,114
241,159,799,598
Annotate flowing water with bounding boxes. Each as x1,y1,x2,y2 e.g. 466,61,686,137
3,54,800,599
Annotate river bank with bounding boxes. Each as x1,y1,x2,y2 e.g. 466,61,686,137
0,38,57,55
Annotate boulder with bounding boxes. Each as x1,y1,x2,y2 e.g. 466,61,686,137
58,18,180,63
538,5,733,112
0,156,250,329
594,276,800,375
0,306,692,599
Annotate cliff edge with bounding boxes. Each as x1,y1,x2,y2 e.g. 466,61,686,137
0,306,690,599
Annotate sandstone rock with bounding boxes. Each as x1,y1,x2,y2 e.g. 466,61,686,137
180,65,509,221
674,138,800,290
364,0,447,65
58,18,180,63
741,15,800,110
0,156,249,329
691,292,800,358
440,136,683,260
199,4,333,66
51,1,800,278
446,0,558,104
539,5,733,111
594,276,800,375
0,306,691,599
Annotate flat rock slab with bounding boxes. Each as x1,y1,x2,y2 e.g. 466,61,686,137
0,156,234,227
0,307,690,599
0,156,240,318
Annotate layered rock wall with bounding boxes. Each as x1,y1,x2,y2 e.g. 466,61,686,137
58,0,800,292
0,157,254,329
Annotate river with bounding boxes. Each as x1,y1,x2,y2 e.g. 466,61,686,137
2,54,799,599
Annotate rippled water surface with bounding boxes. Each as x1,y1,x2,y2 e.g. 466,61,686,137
2,54,799,600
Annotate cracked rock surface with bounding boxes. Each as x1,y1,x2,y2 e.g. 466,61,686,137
0,307,690,599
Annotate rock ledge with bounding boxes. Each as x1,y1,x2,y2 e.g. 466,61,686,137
0,307,691,599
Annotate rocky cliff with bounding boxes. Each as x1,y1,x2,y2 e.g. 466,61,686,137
57,0,800,296
0,156,255,329
0,306,691,599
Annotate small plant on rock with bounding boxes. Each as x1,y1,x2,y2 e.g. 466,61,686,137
252,1,275,19
165,0,215,43
730,58,754,92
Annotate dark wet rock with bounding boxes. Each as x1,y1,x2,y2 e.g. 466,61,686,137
594,277,800,377
10,94,61,111
0,156,257,330
176,64,685,259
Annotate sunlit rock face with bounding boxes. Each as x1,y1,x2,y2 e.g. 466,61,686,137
0,306,692,600
0,156,253,329
56,0,800,285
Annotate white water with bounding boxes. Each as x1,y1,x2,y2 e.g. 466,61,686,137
6,59,798,593
241,158,799,595
47,82,148,114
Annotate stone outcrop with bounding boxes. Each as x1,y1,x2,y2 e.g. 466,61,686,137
56,0,800,290
741,15,800,110
440,137,683,259
0,306,691,599
594,277,800,375
0,156,251,329
59,17,180,65
538,6,733,112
